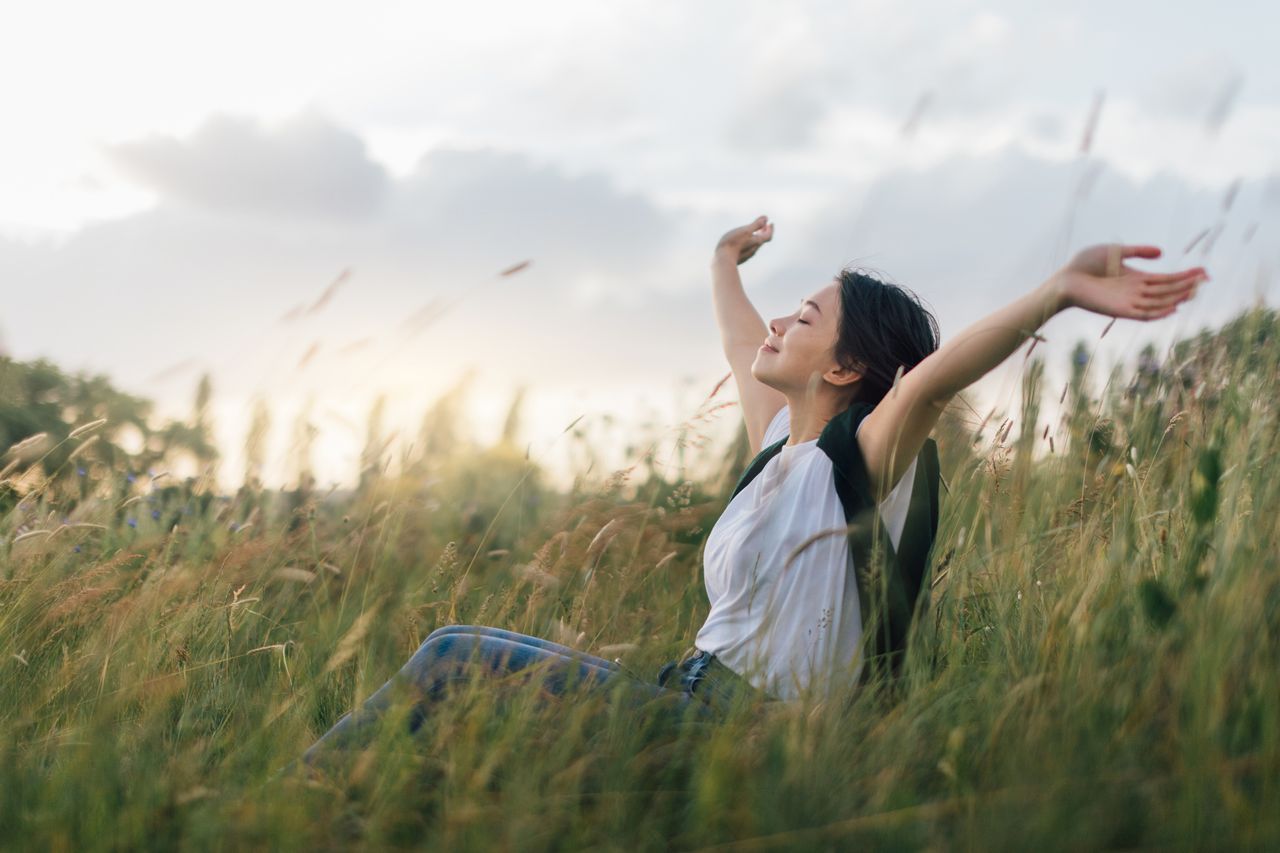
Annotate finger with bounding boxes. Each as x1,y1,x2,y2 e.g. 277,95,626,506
1144,267,1206,285
1138,291,1190,310
1135,303,1177,321
1143,273,1205,295
1122,245,1162,259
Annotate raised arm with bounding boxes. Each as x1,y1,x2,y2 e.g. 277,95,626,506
856,243,1209,503
711,215,786,455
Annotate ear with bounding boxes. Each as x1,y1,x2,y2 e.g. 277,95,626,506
825,361,863,389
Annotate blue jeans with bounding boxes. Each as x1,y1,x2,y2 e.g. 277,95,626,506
299,625,733,767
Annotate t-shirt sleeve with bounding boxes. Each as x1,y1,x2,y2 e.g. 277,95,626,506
762,405,789,446
854,410,917,551
878,455,917,551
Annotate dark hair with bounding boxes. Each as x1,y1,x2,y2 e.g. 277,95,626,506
834,267,941,406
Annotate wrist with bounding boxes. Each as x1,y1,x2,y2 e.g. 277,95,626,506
712,246,738,265
1041,271,1071,315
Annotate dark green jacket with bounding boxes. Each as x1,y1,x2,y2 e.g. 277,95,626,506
729,401,942,685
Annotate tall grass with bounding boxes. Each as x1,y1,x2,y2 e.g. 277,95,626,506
2,307,1278,850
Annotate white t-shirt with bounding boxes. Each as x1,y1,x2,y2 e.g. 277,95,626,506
694,404,917,702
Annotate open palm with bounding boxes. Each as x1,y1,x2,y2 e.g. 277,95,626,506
1059,244,1208,321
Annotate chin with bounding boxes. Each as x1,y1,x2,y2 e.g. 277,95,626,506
749,363,777,389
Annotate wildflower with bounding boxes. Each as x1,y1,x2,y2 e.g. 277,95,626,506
73,546,81,553
151,509,161,520
127,517,137,528
229,521,239,532
126,473,136,483
77,467,86,476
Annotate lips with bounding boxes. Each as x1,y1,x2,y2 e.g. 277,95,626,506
762,339,780,353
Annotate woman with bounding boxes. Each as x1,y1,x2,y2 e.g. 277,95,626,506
298,215,1208,765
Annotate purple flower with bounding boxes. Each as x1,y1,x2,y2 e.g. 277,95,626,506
151,509,161,520
77,467,86,476
73,546,81,553
126,517,137,528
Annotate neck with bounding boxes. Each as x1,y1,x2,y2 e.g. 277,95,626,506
783,390,854,445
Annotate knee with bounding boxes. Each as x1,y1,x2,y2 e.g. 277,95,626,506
405,631,476,676
423,623,481,643
403,632,523,690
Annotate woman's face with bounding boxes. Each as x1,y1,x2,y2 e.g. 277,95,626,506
752,280,860,397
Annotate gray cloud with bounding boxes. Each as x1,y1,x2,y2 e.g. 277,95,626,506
385,146,679,274
4,118,706,404
1138,52,1245,127
721,78,829,153
101,111,391,220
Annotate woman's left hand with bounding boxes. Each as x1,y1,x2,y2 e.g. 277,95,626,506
1054,243,1209,320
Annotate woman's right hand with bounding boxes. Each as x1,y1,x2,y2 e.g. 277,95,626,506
714,215,774,265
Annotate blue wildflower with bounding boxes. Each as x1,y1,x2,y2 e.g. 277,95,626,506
77,467,86,477
126,473,136,483
127,517,137,528
151,509,161,520
73,546,81,553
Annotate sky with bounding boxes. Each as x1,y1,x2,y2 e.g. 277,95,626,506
2,0,1278,492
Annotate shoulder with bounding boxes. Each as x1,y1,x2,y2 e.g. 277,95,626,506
818,402,876,455
816,402,877,497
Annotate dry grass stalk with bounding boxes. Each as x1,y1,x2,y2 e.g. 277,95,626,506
272,567,317,584
69,418,108,439
323,604,382,674
654,551,678,571
67,434,100,461
5,432,50,460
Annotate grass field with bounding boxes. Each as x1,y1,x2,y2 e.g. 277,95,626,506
2,307,1278,851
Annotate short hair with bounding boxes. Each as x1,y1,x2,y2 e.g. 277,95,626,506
834,267,941,406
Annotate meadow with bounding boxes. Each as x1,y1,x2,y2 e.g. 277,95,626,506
1,305,1278,851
